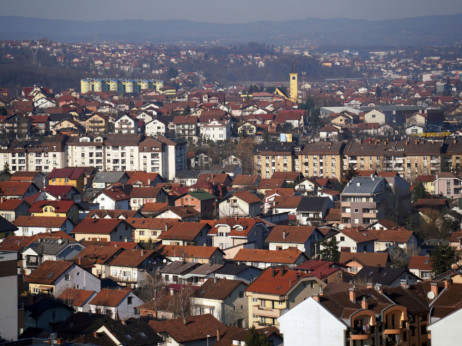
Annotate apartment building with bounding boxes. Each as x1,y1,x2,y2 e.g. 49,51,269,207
254,142,294,179
297,141,345,179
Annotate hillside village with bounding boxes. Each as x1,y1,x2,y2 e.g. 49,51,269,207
1,39,462,346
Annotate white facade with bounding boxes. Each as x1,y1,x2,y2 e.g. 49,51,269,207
114,114,137,134
108,265,149,288
364,110,386,126
278,297,346,346
428,307,462,346
52,264,101,298
89,292,143,320
0,252,19,341
15,219,74,237
93,192,130,210
199,119,231,142
145,119,166,136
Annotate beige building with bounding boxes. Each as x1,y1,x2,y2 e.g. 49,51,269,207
297,141,345,179
254,143,294,179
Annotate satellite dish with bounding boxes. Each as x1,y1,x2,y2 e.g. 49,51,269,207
427,291,435,300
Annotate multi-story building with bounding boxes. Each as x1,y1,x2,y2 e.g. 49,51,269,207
343,139,444,181
341,176,394,228
199,119,231,142
254,142,294,179
297,141,345,179
246,266,325,328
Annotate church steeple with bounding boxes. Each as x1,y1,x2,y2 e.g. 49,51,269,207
289,63,298,103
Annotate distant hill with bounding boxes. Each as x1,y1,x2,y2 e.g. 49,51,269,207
1,15,462,46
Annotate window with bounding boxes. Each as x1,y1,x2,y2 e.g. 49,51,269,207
127,296,133,305
65,274,71,281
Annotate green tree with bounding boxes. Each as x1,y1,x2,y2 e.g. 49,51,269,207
2,163,10,174
183,105,191,115
167,67,179,79
430,244,459,276
245,326,270,346
411,181,428,203
319,237,340,262
343,164,358,186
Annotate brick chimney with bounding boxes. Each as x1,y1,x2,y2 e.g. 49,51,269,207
361,296,368,309
349,287,357,303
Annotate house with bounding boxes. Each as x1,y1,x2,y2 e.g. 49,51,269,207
0,214,18,240
24,297,74,333
265,225,324,257
208,217,270,250
213,263,262,284
246,266,326,328
10,171,46,189
92,171,129,190
153,206,201,222
160,261,201,285
156,244,225,264
89,288,143,320
353,266,420,287
106,249,165,288
126,217,177,243
0,251,19,341
58,288,97,312
114,114,138,134
175,190,216,219
157,221,212,246
84,113,108,133
329,228,376,253
0,181,40,199
21,237,84,275
93,187,130,210
0,199,30,222
26,260,101,297
47,168,86,191
295,259,346,283
126,171,164,187
219,191,262,218
179,263,224,286
409,256,433,280
14,216,74,236
148,314,227,346
129,186,168,210
29,200,80,224
295,197,334,226
41,185,81,202
71,218,134,242
434,172,462,200
145,118,167,136
191,278,248,328
232,248,308,269
231,174,260,191
72,245,124,279
341,176,394,228
338,252,391,275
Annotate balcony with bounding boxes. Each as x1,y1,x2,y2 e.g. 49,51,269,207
255,306,281,318
350,332,370,341
383,328,402,335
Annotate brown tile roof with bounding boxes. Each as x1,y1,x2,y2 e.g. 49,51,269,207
126,172,161,186
209,217,266,237
258,178,286,189
339,252,390,267
58,288,96,307
89,288,132,307
0,199,29,211
29,200,76,213
14,215,69,228
107,249,155,268
25,260,74,284
409,256,433,271
141,202,169,213
337,228,378,243
158,222,209,241
274,195,302,208
129,187,164,198
233,248,305,264
193,278,245,300
265,225,317,243
72,245,123,268
448,230,462,242
231,191,261,204
157,244,222,259
0,235,35,252
126,217,177,230
84,209,140,219
99,188,129,201
148,314,227,343
231,174,259,186
71,218,127,234
246,266,314,295
0,181,35,196
48,168,85,180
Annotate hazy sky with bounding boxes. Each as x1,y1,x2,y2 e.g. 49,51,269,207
2,0,462,23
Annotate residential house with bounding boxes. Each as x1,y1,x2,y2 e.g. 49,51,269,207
47,168,86,192
219,191,262,218
84,113,108,134
10,171,46,189
338,252,391,275
434,172,462,200
156,244,225,264
180,263,224,286
22,237,84,275
157,221,211,246
126,171,164,187
71,218,134,242
159,261,200,285
26,260,101,297
148,314,227,346
93,187,130,210
297,141,345,179
246,266,325,328
329,228,377,253
213,263,262,284
24,297,74,333
126,217,176,243
58,288,97,313
72,244,124,279
354,266,420,287
29,200,80,224
153,206,201,222
14,216,74,236
114,114,138,134
0,199,30,222
341,176,394,228
265,225,324,257
175,190,216,219
0,181,39,200
295,197,334,226
89,288,143,320
92,172,129,190
253,142,294,179
208,217,270,251
191,278,248,328
409,256,433,280
129,186,168,210
231,174,260,191
145,118,167,136
106,249,165,288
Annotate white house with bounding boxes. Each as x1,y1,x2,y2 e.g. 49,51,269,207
145,119,167,136
428,307,462,346
218,191,262,218
364,109,386,126
114,114,137,134
89,288,144,321
93,188,130,210
199,119,231,142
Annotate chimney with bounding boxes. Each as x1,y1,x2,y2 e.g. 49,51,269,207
282,231,286,239
444,279,451,289
169,287,174,296
313,294,320,302
361,296,368,309
349,287,357,303
366,282,373,289
217,329,221,342
430,282,438,297
400,279,409,289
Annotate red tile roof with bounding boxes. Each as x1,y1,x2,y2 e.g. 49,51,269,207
89,288,131,307
157,244,222,259
339,252,390,267
265,225,317,243
48,168,85,180
29,200,76,213
71,218,127,234
0,199,29,211
246,266,314,295
58,288,95,307
107,249,155,268
158,222,209,241
409,256,433,271
0,181,35,196
25,260,74,284
14,215,70,228
231,191,261,204
233,248,305,264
